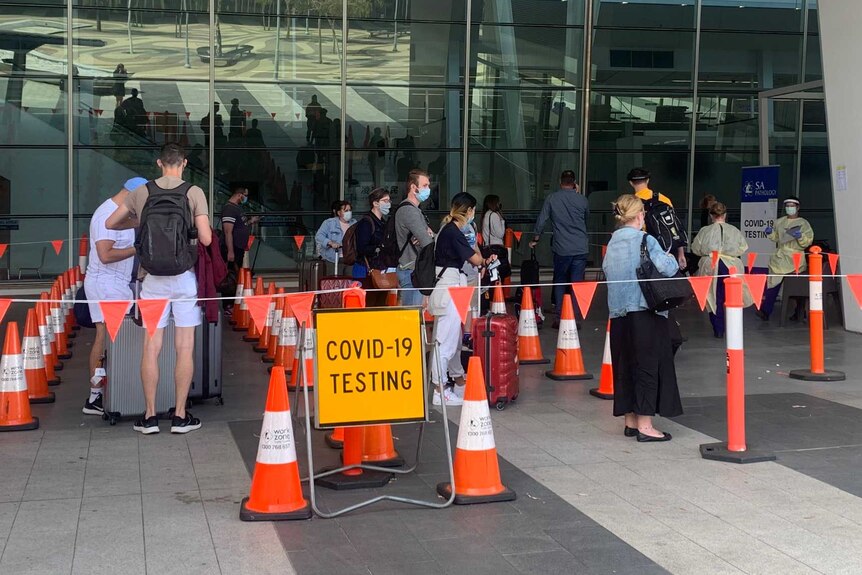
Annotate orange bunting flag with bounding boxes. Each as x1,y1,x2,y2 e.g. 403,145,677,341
710,251,719,270
846,275,862,309
746,252,757,273
571,282,598,319
688,276,712,311
51,240,64,255
792,252,803,274
342,286,366,308
285,292,315,327
137,299,169,338
0,244,7,259
271,112,277,119
744,274,768,310
448,286,475,325
0,299,11,324
293,235,305,250
99,300,131,342
246,235,255,251
827,253,839,275
601,245,608,259
246,295,273,332
513,231,523,242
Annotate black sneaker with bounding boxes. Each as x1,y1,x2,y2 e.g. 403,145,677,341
82,394,104,416
171,412,202,434
133,415,160,435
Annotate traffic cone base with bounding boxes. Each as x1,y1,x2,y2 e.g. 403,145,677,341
0,417,39,432
325,428,344,449
315,465,392,490
436,480,516,505
29,394,55,404
546,369,593,381
521,358,550,365
240,494,311,522
788,369,846,382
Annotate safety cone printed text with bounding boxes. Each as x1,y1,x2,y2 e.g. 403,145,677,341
518,305,539,337
457,401,497,452
256,409,298,465
1,350,26,393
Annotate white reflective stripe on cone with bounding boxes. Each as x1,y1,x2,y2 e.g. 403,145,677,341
38,326,52,356
602,330,612,365
556,319,581,350
491,303,506,314
280,317,297,345
233,282,244,302
0,355,27,393
810,280,823,312
271,312,282,337
265,302,275,327
726,307,744,351
255,410,297,465
43,316,56,343
303,328,315,355
518,310,539,337
240,289,252,310
456,400,496,451
51,309,64,334
22,337,44,370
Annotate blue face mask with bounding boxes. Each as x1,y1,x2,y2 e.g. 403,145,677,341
417,187,431,203
467,215,475,225
462,224,476,247
379,202,391,216
240,195,248,205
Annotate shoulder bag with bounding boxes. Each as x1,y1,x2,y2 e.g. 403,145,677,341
636,235,691,312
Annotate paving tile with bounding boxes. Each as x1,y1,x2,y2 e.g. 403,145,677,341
368,559,445,575
72,494,145,575
0,498,80,575
141,490,220,574
502,549,585,575
0,501,19,558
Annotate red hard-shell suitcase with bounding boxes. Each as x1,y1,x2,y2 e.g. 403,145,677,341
472,313,519,410
317,276,359,309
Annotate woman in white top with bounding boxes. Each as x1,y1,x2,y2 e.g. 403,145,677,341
481,195,505,246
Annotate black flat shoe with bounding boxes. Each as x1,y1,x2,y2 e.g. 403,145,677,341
637,431,672,442
624,426,638,437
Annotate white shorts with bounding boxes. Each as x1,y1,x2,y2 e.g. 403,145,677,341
140,270,201,329
85,276,133,323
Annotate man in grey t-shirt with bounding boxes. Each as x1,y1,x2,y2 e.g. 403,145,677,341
530,170,590,323
395,169,434,306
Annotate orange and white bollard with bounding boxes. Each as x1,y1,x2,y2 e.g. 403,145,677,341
701,268,775,464
789,246,845,381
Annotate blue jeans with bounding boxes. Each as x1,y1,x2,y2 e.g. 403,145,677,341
552,253,588,313
398,269,422,307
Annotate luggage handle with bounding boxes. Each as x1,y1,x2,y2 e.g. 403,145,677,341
484,315,495,393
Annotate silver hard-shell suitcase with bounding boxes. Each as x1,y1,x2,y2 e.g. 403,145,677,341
103,316,178,425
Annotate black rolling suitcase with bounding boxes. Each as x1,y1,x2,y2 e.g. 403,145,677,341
189,309,223,404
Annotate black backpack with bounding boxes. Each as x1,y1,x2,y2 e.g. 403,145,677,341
643,191,687,253
379,200,414,269
411,239,444,296
136,181,197,276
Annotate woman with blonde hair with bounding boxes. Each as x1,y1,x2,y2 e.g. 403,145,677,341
428,192,497,407
691,201,753,338
602,194,682,442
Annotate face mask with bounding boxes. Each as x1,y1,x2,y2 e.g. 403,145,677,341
467,215,475,225
240,195,248,205
342,210,352,221
417,187,431,203
379,202,391,216
785,205,798,216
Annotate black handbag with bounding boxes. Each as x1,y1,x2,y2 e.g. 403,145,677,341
636,235,691,312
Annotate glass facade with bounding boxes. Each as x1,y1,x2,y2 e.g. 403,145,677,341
0,0,830,277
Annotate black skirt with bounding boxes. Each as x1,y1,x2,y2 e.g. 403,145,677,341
610,311,683,418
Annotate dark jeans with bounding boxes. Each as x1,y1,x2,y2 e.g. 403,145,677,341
709,261,728,336
761,281,783,318
552,253,588,314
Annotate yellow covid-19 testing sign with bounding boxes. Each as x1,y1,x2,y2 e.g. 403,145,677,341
314,307,427,427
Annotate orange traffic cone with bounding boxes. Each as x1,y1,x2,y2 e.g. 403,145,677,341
0,322,39,431
590,320,614,399
254,283,277,352
66,270,80,332
286,328,314,391
545,295,592,381
490,284,506,315
39,296,63,372
243,277,265,342
264,289,284,363
51,285,72,359
23,308,54,404
37,301,61,385
518,287,548,365
78,234,88,274
385,289,398,307
325,427,344,449
436,356,515,504
361,425,404,467
270,298,297,375
239,366,311,521
234,270,252,332
60,273,76,337
75,266,83,291
229,268,245,326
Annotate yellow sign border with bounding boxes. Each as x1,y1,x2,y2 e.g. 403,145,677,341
313,307,428,428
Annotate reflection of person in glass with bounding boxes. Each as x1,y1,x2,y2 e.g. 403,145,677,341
200,102,224,146
112,64,128,107
117,88,148,136
756,197,814,321
245,119,264,148
229,98,245,141
368,127,384,186
305,95,321,143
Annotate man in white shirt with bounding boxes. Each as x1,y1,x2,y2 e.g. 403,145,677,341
82,177,144,416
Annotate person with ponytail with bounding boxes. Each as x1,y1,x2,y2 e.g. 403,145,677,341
428,192,496,407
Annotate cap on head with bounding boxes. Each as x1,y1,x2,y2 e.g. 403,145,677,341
783,196,801,206
123,177,147,191
627,167,650,182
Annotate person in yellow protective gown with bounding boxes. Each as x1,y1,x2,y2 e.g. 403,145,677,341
691,202,753,338
756,196,814,320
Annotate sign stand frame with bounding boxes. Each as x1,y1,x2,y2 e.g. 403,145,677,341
294,318,456,518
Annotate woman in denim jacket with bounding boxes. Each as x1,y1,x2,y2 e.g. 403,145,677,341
315,200,356,275
602,194,683,442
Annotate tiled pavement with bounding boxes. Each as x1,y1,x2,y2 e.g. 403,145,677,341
2,298,862,574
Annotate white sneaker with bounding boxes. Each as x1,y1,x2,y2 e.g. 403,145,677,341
452,384,466,399
432,387,464,406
